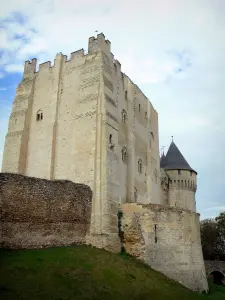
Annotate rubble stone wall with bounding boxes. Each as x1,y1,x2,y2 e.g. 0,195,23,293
0,173,92,249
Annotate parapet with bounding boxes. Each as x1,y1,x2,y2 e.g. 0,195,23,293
71,49,84,60
23,58,37,78
114,59,121,72
88,33,111,55
39,61,51,71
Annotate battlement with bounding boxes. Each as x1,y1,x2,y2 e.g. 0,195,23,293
39,61,51,71
88,33,111,55
113,59,121,71
70,49,85,60
24,58,37,78
22,49,85,77
22,33,113,78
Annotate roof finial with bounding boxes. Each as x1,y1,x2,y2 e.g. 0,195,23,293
171,136,173,142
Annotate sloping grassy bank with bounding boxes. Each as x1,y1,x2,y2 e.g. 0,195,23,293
0,245,224,300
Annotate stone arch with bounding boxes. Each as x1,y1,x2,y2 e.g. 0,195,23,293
209,270,225,285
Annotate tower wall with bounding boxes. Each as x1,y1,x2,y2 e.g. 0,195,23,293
121,203,208,292
2,69,36,174
105,66,161,207
167,169,197,212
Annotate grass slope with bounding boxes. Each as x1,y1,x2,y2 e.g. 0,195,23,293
0,246,224,300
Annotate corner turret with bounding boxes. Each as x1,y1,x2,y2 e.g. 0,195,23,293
24,58,37,78
162,140,197,212
88,33,111,56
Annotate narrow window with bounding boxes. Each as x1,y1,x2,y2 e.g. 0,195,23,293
109,134,112,144
178,169,181,175
145,111,147,119
125,90,128,100
139,104,141,112
151,132,154,140
190,171,193,176
138,159,142,174
36,110,43,121
134,187,137,202
122,109,127,123
122,147,127,163
154,224,157,243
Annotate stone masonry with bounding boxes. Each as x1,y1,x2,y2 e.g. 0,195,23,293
1,33,208,292
121,203,208,292
0,173,92,248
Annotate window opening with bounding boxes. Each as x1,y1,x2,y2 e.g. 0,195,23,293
154,224,157,243
36,110,43,121
138,159,142,173
109,134,112,144
122,147,127,162
122,109,127,123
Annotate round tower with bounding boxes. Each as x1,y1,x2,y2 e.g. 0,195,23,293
161,140,197,212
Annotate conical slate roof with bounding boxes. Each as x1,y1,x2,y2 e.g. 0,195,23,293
162,141,196,173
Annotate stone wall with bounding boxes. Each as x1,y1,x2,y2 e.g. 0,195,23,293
205,260,225,276
121,203,208,292
0,173,92,249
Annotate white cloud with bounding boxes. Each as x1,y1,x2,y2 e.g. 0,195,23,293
5,64,24,73
1,0,224,83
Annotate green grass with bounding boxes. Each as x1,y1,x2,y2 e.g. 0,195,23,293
0,246,224,300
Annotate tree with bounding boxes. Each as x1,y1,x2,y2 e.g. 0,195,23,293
215,212,225,260
200,219,219,260
200,212,225,261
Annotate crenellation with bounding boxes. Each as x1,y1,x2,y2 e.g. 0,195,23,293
70,48,85,59
88,32,111,55
38,61,52,72
24,58,37,78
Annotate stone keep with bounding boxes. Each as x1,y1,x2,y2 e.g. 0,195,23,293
1,33,208,292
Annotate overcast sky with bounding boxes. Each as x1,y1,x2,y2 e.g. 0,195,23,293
0,0,224,219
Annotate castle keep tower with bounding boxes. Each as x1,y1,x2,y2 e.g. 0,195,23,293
2,33,160,251
160,141,197,212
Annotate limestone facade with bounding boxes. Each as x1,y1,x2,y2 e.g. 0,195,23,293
2,33,160,242
1,33,208,292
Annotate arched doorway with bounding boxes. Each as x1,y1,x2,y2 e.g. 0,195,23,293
209,271,225,285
